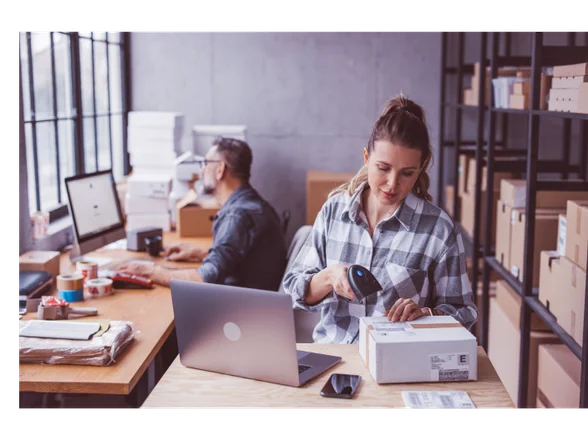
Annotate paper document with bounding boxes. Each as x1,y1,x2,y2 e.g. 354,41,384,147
401,391,475,409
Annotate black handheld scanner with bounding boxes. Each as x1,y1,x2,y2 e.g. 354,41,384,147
347,264,382,302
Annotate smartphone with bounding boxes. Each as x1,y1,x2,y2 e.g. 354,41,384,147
320,373,362,399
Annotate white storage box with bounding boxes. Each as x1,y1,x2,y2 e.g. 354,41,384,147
129,150,178,168
125,213,171,232
492,77,519,109
127,174,172,199
125,193,170,215
359,316,477,384
128,137,183,156
128,111,184,131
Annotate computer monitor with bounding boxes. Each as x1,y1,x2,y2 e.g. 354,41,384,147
64,170,126,261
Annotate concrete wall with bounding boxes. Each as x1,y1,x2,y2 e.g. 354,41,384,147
130,32,442,242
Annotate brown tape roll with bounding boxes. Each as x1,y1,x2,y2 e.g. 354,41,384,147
56,273,85,291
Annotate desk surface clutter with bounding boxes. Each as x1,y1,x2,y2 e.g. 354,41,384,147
19,233,213,395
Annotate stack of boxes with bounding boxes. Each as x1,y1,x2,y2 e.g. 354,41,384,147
548,62,588,113
124,112,185,232
489,181,588,407
508,70,552,110
463,63,525,106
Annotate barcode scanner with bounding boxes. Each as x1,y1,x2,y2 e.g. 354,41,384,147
348,264,382,302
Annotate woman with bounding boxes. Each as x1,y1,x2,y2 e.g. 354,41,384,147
283,94,477,344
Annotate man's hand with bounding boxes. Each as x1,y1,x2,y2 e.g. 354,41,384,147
163,243,206,262
386,298,429,322
116,261,156,278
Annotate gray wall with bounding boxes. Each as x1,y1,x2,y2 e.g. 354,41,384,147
130,32,442,242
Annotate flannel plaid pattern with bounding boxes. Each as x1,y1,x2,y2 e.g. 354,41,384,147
283,182,477,344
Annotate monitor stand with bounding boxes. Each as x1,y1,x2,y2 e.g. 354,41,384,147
69,243,113,267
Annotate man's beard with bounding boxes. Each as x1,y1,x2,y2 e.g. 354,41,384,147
202,183,216,195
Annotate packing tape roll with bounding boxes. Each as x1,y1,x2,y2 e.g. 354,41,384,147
76,261,98,280
58,289,84,302
85,278,114,298
56,273,85,291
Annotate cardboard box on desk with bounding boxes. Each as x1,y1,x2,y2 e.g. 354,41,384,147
176,190,220,237
306,171,354,225
358,316,477,384
19,251,60,281
537,344,581,408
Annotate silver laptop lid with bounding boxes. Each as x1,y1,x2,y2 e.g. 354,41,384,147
170,280,301,387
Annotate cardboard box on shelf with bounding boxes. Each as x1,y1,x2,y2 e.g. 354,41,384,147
495,200,514,270
559,256,586,346
458,154,468,197
499,179,588,209
509,94,529,110
495,280,549,331
176,189,220,238
488,297,559,407
538,251,564,322
548,98,578,113
306,171,354,225
359,315,477,384
513,81,531,96
553,62,588,78
509,208,564,287
565,200,588,271
460,189,499,246
463,88,474,105
551,75,588,89
550,88,581,102
537,344,581,408
466,157,517,192
473,281,497,338
579,83,588,114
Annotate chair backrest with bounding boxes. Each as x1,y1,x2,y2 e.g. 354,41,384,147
279,225,320,343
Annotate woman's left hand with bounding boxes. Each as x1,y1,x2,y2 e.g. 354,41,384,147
387,298,428,322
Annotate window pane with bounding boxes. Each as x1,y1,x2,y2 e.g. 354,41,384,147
108,44,122,112
20,33,32,121
111,114,124,182
80,38,94,116
84,117,96,173
53,33,74,118
94,42,109,114
31,32,54,120
58,119,76,201
25,124,38,214
97,116,111,171
107,32,121,43
79,32,91,38
93,32,107,41
36,122,59,211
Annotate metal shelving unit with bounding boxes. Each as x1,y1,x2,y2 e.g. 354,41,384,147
437,32,588,408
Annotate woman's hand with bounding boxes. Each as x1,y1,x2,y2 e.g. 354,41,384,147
386,298,429,322
327,264,356,301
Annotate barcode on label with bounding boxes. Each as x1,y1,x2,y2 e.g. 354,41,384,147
439,369,469,381
408,392,422,407
440,395,455,408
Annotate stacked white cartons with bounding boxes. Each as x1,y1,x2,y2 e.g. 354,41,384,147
125,112,184,232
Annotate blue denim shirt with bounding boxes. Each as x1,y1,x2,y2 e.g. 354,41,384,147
197,184,287,291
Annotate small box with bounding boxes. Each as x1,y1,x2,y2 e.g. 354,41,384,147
125,193,170,215
537,344,580,408
465,157,518,193
550,88,580,102
559,256,586,346
553,62,588,78
509,94,529,109
551,75,588,89
359,316,477,384
548,98,578,112
19,251,61,280
509,208,563,287
513,81,531,96
499,179,588,209
176,189,220,237
306,171,354,225
565,200,588,271
126,213,171,232
128,111,185,131
495,200,514,269
127,174,172,199
538,251,564,319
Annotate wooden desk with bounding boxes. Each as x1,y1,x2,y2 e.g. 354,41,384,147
19,233,213,396
142,345,514,408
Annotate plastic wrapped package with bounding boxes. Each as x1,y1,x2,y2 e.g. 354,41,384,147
19,320,136,366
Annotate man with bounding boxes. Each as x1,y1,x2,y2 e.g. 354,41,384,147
118,137,287,291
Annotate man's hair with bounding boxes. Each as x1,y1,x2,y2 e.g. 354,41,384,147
213,137,253,184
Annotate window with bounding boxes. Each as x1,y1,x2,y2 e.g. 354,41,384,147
19,32,129,221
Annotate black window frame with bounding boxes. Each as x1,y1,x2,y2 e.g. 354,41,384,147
19,31,131,223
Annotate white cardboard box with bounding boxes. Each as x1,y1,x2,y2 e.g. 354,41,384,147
359,316,477,384
128,111,184,130
125,193,170,215
128,136,183,156
129,150,178,168
125,213,171,232
127,174,172,199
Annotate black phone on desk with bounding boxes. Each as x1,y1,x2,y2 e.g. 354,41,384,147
320,373,362,399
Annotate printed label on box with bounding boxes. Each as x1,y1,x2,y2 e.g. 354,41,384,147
402,391,475,409
430,353,470,381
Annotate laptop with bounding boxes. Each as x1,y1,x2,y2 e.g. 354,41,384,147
170,280,341,387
